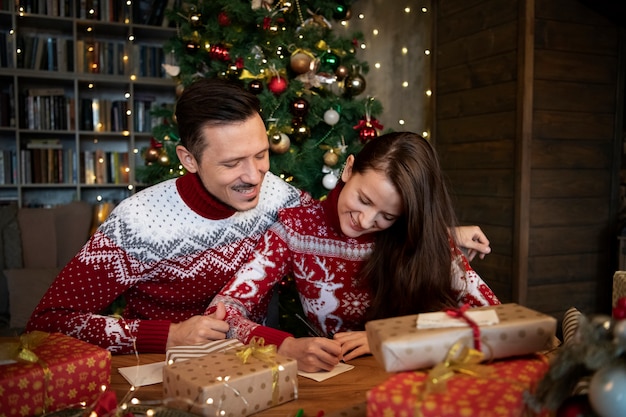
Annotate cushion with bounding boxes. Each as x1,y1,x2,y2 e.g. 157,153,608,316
54,201,92,266
5,268,60,329
18,201,92,268
17,207,57,268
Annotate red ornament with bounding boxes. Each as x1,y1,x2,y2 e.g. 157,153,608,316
291,98,309,117
217,11,231,26
556,395,593,417
353,118,383,143
209,44,230,61
268,76,288,95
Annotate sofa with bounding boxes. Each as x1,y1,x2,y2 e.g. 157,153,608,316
0,201,93,334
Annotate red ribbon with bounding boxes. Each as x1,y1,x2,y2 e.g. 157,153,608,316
353,118,383,131
444,304,481,351
150,137,163,149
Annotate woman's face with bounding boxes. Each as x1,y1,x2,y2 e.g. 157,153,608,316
337,156,402,238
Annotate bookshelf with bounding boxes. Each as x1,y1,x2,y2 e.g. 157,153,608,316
0,0,176,207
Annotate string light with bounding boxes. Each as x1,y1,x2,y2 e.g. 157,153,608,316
344,2,433,132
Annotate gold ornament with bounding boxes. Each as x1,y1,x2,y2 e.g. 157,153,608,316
145,147,160,163
158,151,170,166
290,51,313,74
176,83,185,97
269,132,291,154
323,150,339,167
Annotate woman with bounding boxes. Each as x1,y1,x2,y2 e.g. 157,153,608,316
207,132,500,372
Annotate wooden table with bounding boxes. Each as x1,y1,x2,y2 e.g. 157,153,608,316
110,353,392,417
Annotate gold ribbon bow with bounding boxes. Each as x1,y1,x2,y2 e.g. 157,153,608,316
411,341,490,417
0,330,49,363
235,337,281,405
425,341,489,393
0,331,53,412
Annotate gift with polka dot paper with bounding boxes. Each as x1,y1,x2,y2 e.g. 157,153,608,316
613,271,626,308
0,332,112,417
366,354,552,417
163,338,298,416
365,303,557,373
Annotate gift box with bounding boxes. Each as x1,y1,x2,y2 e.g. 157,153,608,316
613,271,626,307
366,354,551,417
366,303,557,372
166,339,244,364
163,339,298,416
0,331,112,417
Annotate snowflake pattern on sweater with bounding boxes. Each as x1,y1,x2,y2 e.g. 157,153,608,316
211,186,501,348
26,172,309,354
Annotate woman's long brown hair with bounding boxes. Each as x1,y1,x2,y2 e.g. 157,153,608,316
357,132,460,320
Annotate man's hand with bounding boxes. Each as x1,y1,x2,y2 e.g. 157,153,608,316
333,331,370,361
166,302,230,350
277,336,342,372
454,225,491,261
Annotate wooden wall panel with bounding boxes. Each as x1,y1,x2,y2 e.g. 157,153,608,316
438,82,517,118
437,112,516,143
436,0,622,319
438,52,517,92
527,281,598,317
530,170,611,198
532,140,613,169
534,80,617,113
529,253,607,285
437,23,518,69
436,0,520,304
530,198,610,227
438,141,515,169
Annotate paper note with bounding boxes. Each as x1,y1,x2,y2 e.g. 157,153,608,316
298,362,354,382
416,309,499,329
118,361,166,386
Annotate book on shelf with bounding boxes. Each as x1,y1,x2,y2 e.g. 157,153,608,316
21,147,72,184
0,150,17,185
26,138,63,149
82,150,95,184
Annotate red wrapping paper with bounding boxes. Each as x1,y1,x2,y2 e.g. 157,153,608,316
0,332,111,417
367,354,551,417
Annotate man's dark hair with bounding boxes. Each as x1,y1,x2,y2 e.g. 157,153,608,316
175,78,262,159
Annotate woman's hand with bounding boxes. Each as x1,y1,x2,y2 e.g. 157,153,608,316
277,336,342,372
334,331,370,361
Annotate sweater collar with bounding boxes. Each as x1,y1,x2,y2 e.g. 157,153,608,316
176,173,237,220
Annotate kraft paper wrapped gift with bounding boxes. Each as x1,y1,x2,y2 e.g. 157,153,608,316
163,339,298,416
613,271,626,307
0,331,111,417
366,303,557,372
166,339,244,364
366,354,551,417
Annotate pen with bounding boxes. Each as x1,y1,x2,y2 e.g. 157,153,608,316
295,313,329,338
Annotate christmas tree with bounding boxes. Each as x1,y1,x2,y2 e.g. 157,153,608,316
137,0,385,336
137,0,384,200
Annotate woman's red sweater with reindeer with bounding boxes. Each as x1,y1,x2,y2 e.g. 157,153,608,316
209,184,501,348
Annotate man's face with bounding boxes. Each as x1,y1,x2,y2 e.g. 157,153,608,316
182,114,271,212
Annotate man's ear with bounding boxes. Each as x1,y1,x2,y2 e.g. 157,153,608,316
341,154,355,183
176,145,199,173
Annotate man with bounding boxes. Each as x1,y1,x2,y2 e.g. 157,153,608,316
26,78,491,354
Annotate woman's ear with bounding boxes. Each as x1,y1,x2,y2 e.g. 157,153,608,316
341,154,355,183
176,145,199,173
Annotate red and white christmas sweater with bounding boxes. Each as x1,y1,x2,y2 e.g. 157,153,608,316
26,172,310,354
210,185,501,348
